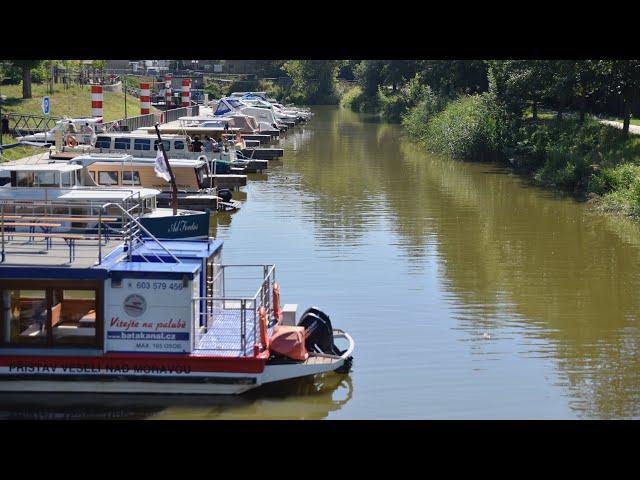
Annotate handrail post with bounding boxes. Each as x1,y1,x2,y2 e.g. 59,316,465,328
1,204,5,263
98,207,102,264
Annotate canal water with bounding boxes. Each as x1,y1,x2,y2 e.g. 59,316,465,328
3,106,640,419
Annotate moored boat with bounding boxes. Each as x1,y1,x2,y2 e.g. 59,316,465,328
0,216,354,395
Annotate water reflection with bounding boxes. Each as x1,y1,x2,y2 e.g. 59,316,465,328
275,107,640,418
0,374,352,420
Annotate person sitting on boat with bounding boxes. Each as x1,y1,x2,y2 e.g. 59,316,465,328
67,121,77,134
82,122,96,145
234,132,245,149
204,136,217,153
192,136,204,153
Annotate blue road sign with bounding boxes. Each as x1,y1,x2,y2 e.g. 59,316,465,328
42,96,50,115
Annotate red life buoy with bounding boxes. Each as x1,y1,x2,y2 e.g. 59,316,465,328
272,282,282,324
259,305,269,350
65,134,78,147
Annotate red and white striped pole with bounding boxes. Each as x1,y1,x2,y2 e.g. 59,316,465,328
181,78,191,107
140,82,151,115
165,74,172,107
91,85,103,118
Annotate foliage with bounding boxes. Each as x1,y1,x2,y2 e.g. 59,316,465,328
282,60,340,104
422,93,507,161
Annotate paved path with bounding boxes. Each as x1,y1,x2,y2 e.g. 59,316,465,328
599,119,640,135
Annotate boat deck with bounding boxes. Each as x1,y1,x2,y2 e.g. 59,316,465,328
193,306,274,357
0,237,122,268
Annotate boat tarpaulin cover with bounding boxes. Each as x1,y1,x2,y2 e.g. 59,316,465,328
269,326,309,361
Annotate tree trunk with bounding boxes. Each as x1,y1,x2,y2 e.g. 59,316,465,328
21,65,32,99
556,107,563,121
623,100,631,135
532,101,537,120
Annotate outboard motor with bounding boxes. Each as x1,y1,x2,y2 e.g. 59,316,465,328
218,188,232,203
298,307,353,373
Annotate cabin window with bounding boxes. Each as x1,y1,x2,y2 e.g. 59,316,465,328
154,140,171,152
16,172,34,187
1,290,49,345
61,171,73,187
122,171,141,186
51,289,97,347
0,287,98,348
98,171,119,186
114,138,131,150
95,136,111,149
88,171,96,182
174,141,185,150
134,139,151,151
34,171,58,187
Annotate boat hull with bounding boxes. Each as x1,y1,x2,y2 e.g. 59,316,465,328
139,211,210,240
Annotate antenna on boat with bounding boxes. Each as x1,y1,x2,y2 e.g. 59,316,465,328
153,123,178,215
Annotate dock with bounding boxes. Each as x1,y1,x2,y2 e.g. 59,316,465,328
240,148,284,160
207,174,247,190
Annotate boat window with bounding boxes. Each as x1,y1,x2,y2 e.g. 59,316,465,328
98,171,119,186
88,171,95,182
61,171,74,187
95,136,112,149
174,141,185,150
122,171,141,186
51,289,97,347
15,172,34,187
134,139,151,151
114,138,131,150
153,140,171,152
34,171,58,187
0,289,48,346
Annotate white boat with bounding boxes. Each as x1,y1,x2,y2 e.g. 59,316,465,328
16,117,104,145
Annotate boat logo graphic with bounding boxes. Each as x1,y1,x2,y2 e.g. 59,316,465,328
123,294,147,317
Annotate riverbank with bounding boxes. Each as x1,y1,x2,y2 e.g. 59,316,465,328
341,84,640,222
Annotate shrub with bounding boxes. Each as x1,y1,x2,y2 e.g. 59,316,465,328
340,86,365,111
422,93,506,161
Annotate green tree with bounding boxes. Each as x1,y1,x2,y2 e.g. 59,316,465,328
282,60,341,104
12,60,44,98
603,60,640,135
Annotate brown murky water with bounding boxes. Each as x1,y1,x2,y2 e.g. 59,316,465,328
3,106,640,419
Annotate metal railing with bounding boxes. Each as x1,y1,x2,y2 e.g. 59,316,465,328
5,113,62,136
0,199,125,265
192,264,276,356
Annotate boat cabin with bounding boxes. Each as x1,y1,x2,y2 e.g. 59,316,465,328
70,154,211,193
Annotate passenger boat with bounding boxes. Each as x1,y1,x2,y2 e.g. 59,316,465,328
0,216,355,395
0,162,210,240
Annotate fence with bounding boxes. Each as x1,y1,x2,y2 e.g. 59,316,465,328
103,105,200,132
4,113,62,135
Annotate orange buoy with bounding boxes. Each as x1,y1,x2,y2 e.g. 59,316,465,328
65,134,78,147
259,305,269,350
272,282,282,323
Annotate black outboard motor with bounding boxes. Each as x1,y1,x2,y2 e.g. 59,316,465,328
217,189,232,203
298,307,353,373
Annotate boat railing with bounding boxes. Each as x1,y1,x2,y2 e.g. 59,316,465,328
0,199,124,264
101,202,181,265
192,264,276,356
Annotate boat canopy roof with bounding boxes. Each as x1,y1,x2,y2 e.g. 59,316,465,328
214,97,246,115
0,163,83,173
70,155,206,168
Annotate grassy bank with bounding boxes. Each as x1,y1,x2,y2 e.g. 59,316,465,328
0,83,155,121
1,82,155,162
398,90,640,220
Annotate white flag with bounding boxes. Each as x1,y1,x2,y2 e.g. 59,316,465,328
154,147,171,182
